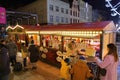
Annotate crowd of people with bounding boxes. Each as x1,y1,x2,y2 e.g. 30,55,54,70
59,41,119,80
0,27,119,80
0,35,40,80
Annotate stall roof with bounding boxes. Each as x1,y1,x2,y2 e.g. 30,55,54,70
6,25,41,31
40,21,116,31
21,25,41,31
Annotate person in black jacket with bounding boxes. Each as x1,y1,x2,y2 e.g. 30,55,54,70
28,41,39,70
0,39,10,80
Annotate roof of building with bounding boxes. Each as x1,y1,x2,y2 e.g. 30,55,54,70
40,21,116,31
6,21,116,32
22,25,41,31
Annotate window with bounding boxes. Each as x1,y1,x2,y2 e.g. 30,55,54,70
61,8,64,13
66,18,68,23
49,15,54,22
56,16,59,23
61,17,64,23
49,5,54,11
66,9,68,14
70,10,72,15
70,18,72,23
56,6,59,12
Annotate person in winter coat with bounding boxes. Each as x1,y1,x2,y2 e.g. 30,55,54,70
70,59,93,80
0,39,10,80
7,39,18,66
95,43,119,80
60,58,71,80
28,41,39,69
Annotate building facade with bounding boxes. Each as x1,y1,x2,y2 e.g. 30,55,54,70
79,0,92,22
17,0,92,25
6,11,38,26
69,0,80,23
18,0,70,25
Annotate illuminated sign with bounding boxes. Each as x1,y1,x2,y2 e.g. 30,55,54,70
0,7,6,24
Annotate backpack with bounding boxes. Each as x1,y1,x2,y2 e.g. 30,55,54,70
13,62,22,72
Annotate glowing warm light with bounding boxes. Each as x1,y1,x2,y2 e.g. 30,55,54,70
40,31,102,37
6,26,13,30
26,31,39,34
6,24,24,30
13,24,24,29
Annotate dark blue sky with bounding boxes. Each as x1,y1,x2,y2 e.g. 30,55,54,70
86,0,120,23
84,0,119,10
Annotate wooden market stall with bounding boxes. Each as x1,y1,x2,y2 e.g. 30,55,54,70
6,21,116,67
39,21,116,67
6,24,41,46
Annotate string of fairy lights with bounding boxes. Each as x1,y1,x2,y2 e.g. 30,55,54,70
105,0,120,17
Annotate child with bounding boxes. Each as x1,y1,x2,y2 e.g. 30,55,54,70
60,58,71,80
21,43,28,71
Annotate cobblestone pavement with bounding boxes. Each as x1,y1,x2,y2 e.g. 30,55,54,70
9,61,60,80
9,60,120,80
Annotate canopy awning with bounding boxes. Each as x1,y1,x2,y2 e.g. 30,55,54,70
40,21,116,38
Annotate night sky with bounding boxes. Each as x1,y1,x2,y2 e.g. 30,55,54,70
84,0,120,23
0,0,115,10
0,0,36,10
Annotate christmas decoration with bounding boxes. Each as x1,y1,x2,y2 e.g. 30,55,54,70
105,0,120,17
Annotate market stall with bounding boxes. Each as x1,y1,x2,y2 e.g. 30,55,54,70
6,21,116,68
39,21,116,67
6,24,41,46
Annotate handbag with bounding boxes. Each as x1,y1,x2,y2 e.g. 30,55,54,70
100,68,106,76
